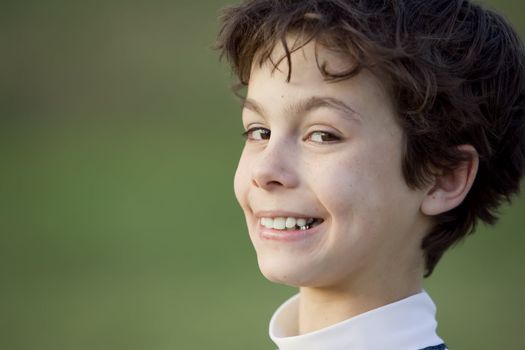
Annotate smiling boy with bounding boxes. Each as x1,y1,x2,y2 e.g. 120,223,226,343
217,1,525,349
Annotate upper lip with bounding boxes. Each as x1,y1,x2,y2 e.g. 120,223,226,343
254,210,322,218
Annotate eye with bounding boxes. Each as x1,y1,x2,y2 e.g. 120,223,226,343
306,131,341,143
242,127,271,141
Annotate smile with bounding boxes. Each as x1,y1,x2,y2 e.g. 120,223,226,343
260,217,324,231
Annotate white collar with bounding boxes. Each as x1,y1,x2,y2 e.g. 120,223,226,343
269,291,445,350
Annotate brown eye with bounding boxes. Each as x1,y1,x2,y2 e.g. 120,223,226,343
242,127,271,141
307,131,340,143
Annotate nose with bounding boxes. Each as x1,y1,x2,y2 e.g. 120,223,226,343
251,141,299,191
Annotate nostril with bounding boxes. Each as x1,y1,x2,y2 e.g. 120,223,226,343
252,178,283,188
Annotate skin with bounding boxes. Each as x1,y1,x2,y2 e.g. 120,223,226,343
233,38,478,335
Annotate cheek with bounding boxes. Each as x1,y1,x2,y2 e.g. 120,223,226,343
233,150,250,208
313,144,404,219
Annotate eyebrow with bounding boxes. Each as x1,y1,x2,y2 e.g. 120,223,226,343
242,96,361,122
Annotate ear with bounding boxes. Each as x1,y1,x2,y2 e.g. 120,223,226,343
421,145,479,216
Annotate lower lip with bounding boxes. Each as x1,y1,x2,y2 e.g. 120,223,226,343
258,222,323,242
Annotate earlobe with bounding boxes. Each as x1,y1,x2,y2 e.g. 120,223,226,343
421,145,479,216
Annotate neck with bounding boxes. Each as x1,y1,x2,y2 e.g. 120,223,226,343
297,272,423,335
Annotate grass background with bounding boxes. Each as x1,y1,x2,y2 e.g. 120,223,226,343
0,0,523,349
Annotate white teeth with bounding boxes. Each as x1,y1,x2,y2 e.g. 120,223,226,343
296,218,307,227
285,217,296,228
272,217,286,230
262,217,274,229
260,216,321,230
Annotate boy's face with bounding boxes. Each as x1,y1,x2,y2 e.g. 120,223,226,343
234,39,432,289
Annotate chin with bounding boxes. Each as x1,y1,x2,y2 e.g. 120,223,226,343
257,255,318,287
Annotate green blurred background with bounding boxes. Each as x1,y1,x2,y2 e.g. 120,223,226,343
0,0,523,349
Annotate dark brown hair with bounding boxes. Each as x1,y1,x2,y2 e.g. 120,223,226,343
217,0,525,276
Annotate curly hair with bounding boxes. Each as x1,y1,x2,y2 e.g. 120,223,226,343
217,0,525,276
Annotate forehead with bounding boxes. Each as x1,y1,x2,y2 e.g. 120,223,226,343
251,36,351,85
247,37,395,118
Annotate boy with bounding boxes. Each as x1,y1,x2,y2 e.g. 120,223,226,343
217,1,525,349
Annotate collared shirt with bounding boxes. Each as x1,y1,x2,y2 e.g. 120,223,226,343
269,291,447,350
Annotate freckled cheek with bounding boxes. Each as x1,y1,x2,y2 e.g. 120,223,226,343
312,162,363,215
312,155,395,218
